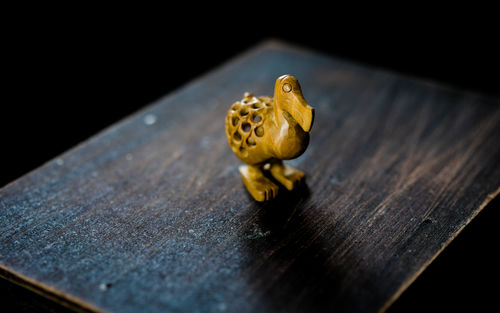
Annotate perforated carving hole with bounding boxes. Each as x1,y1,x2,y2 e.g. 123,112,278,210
233,131,242,142
241,122,251,132
252,115,262,123
240,107,249,116
255,126,264,137
252,102,264,109
232,116,239,127
239,147,248,157
246,137,256,146
231,103,241,111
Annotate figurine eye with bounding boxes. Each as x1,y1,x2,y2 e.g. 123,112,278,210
282,83,292,93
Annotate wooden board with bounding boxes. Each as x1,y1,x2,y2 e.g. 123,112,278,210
1,40,500,313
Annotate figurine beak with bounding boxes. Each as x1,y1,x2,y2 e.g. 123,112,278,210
290,93,315,132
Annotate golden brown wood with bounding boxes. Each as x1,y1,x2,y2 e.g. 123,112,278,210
225,75,314,201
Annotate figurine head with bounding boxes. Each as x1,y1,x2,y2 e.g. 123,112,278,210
274,75,314,132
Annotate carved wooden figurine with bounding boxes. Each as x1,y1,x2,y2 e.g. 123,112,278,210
225,75,314,201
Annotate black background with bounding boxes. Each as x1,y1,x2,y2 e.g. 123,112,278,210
2,7,499,312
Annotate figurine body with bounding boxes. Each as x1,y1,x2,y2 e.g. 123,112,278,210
225,75,314,201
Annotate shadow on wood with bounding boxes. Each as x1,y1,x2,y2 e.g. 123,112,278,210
241,184,356,312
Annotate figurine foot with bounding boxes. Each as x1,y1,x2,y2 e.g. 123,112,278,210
239,165,279,202
269,161,305,191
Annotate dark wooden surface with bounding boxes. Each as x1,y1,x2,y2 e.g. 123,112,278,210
1,40,500,313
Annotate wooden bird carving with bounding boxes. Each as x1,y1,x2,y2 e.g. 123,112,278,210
225,75,314,201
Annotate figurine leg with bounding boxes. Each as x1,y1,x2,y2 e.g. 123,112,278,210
269,160,305,191
239,164,279,202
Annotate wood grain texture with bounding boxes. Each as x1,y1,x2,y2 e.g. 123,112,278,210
1,40,500,313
